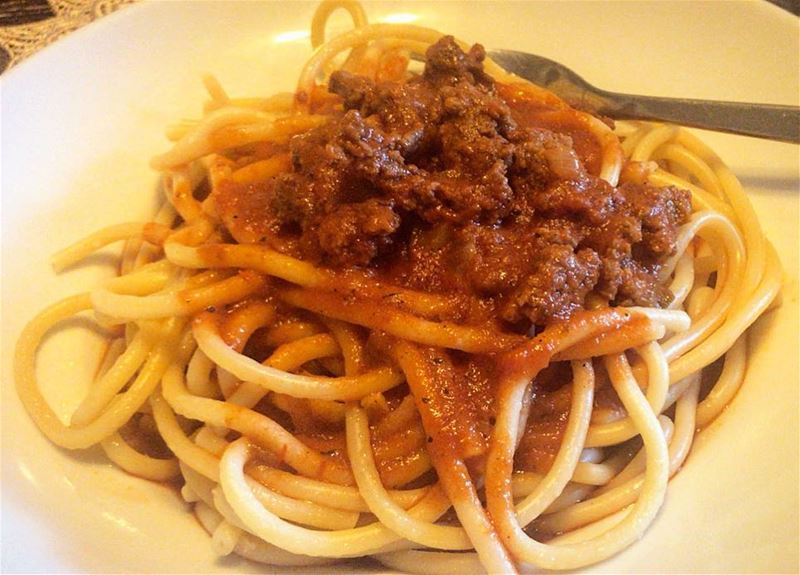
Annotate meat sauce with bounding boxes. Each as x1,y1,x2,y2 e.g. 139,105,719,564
212,37,690,472
215,36,690,327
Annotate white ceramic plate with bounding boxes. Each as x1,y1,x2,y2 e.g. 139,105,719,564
2,1,798,573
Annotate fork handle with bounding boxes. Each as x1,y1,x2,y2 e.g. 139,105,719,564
598,93,800,143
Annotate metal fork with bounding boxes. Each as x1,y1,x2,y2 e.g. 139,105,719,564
488,49,800,144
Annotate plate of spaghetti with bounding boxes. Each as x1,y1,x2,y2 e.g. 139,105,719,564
2,1,798,574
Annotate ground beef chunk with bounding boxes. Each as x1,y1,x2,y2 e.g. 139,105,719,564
625,183,692,259
220,36,692,325
423,38,493,88
328,71,375,110
501,245,602,325
528,178,617,226
510,128,581,193
309,199,400,267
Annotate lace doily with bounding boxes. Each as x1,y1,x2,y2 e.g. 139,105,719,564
0,0,135,72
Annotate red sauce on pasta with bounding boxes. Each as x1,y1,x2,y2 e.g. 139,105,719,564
210,37,690,468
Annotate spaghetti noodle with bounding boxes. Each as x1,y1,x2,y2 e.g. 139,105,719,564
14,1,782,573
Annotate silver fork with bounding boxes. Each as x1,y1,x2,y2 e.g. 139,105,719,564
488,49,800,144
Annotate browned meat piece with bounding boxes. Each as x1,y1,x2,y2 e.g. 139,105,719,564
309,199,400,267
501,245,601,324
623,182,692,259
423,36,493,88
